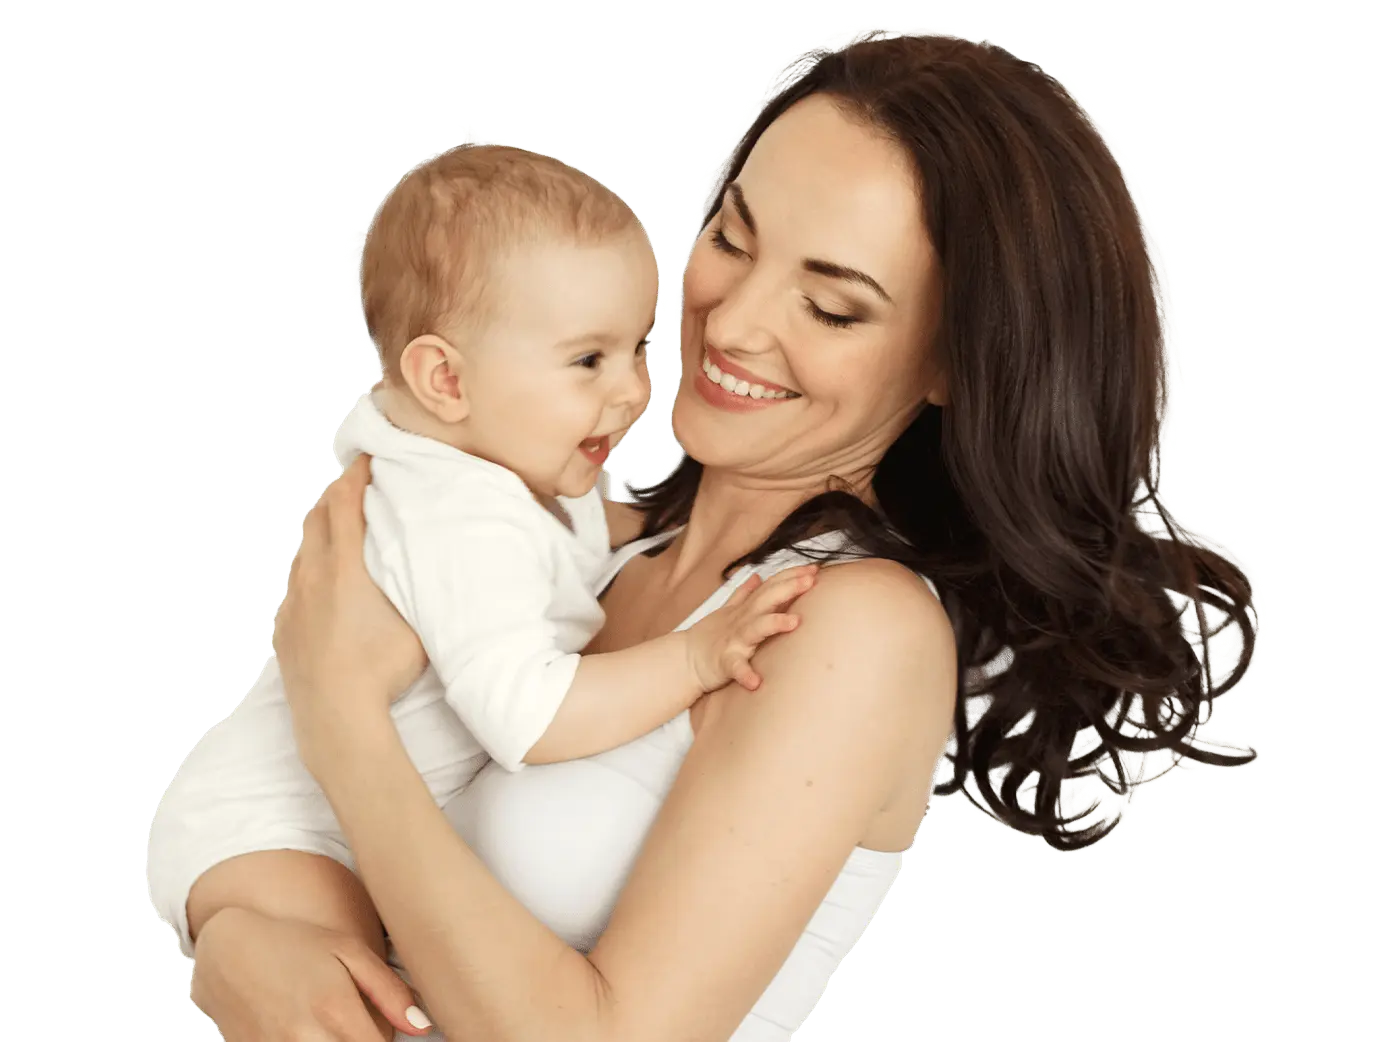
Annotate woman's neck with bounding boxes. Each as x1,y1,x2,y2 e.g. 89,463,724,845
659,464,875,587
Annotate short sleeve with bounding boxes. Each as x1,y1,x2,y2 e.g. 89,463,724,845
386,515,585,772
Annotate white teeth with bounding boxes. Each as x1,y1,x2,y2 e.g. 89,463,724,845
702,354,796,400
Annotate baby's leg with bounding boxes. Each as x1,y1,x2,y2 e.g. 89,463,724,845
149,656,354,951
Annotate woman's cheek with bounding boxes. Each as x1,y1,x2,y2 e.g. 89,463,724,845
682,245,727,314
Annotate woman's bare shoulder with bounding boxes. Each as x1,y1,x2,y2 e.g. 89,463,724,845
699,555,955,762
804,556,951,651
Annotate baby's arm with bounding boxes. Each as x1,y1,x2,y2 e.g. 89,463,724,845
525,564,820,764
393,511,819,769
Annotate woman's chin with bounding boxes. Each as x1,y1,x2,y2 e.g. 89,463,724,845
671,392,752,470
670,391,714,457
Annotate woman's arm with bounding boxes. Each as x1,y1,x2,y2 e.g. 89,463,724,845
298,558,955,1042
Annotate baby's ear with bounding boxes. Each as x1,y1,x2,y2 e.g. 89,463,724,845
399,334,470,423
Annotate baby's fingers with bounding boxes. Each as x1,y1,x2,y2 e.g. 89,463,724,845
733,662,762,691
750,565,819,611
743,612,801,645
718,647,763,691
724,573,764,609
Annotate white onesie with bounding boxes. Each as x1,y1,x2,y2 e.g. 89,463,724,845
146,391,613,954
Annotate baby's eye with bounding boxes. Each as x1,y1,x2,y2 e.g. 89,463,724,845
574,352,601,369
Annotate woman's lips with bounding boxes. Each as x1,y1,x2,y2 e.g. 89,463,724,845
703,344,797,396
693,357,799,412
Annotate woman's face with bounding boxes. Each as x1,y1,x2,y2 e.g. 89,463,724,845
672,93,945,489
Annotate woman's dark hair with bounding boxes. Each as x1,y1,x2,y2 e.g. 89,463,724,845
628,33,1257,849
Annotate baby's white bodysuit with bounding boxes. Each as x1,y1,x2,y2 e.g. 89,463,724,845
146,391,613,954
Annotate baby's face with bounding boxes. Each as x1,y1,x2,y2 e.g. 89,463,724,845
457,228,657,500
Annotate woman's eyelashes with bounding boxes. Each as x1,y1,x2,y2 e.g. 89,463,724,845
805,301,859,329
709,225,746,258
709,225,861,330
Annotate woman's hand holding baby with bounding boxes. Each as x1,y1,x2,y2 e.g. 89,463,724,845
274,454,428,775
192,906,430,1041
684,564,819,692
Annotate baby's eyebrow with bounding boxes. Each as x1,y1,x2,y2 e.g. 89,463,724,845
555,332,616,349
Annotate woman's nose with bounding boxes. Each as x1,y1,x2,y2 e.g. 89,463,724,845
703,270,780,357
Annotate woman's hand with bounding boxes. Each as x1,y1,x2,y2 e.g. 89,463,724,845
191,906,435,1041
274,454,428,769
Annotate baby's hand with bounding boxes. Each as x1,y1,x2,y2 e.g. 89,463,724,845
685,564,820,692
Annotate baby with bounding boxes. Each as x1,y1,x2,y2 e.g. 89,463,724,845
148,144,815,955
340,142,818,771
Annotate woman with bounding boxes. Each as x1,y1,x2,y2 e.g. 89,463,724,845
162,33,1255,1042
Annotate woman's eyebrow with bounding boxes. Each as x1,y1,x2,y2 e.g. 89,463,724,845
726,183,893,306
804,259,893,304
726,182,758,234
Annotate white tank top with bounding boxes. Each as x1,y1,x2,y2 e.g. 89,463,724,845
396,528,935,1041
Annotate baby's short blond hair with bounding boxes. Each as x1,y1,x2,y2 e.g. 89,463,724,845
361,144,638,381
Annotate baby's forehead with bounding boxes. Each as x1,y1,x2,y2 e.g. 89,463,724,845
484,236,656,340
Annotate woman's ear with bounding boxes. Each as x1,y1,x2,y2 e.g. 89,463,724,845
923,353,950,407
398,334,470,423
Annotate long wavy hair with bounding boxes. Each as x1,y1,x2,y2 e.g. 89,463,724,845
628,33,1257,849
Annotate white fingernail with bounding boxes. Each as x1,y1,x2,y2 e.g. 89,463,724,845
406,1005,433,1029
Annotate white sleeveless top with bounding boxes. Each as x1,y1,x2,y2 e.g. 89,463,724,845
394,528,937,1041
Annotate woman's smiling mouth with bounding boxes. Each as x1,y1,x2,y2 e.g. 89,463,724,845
698,344,801,408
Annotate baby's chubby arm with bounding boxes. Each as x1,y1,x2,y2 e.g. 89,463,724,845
393,499,819,768
389,512,583,771
526,564,820,764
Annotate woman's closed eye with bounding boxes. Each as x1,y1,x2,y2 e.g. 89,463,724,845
805,300,859,329
710,226,861,331
709,226,746,258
